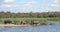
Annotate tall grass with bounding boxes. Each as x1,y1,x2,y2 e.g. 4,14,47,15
0,17,60,24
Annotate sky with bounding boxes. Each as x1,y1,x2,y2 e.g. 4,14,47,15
0,0,60,13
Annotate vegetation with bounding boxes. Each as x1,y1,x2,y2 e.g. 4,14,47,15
0,11,60,18
0,11,60,24
0,18,47,24
0,17,60,24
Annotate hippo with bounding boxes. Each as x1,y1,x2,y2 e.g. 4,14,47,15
40,22,47,25
31,20,40,25
49,23,55,25
15,22,21,25
20,20,29,25
15,20,29,25
4,19,12,24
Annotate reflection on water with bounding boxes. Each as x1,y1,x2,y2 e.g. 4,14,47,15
0,21,60,32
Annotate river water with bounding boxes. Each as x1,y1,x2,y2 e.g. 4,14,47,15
0,21,60,32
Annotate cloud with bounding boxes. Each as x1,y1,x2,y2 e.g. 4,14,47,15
25,1,36,5
5,5,12,7
50,4,60,6
15,1,37,10
18,1,37,6
24,1,37,9
4,0,15,3
54,0,59,3
26,1,37,4
0,1,36,11
50,0,60,6
0,4,17,8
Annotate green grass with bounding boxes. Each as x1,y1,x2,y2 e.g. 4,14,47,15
47,17,60,21
0,17,60,24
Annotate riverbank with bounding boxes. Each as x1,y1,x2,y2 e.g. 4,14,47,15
0,24,31,26
0,21,60,32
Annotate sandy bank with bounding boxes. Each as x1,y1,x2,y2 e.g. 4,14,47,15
0,24,31,26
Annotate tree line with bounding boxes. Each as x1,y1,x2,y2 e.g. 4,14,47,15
0,11,60,18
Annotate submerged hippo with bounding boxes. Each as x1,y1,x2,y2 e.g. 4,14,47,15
49,23,55,25
40,22,47,25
